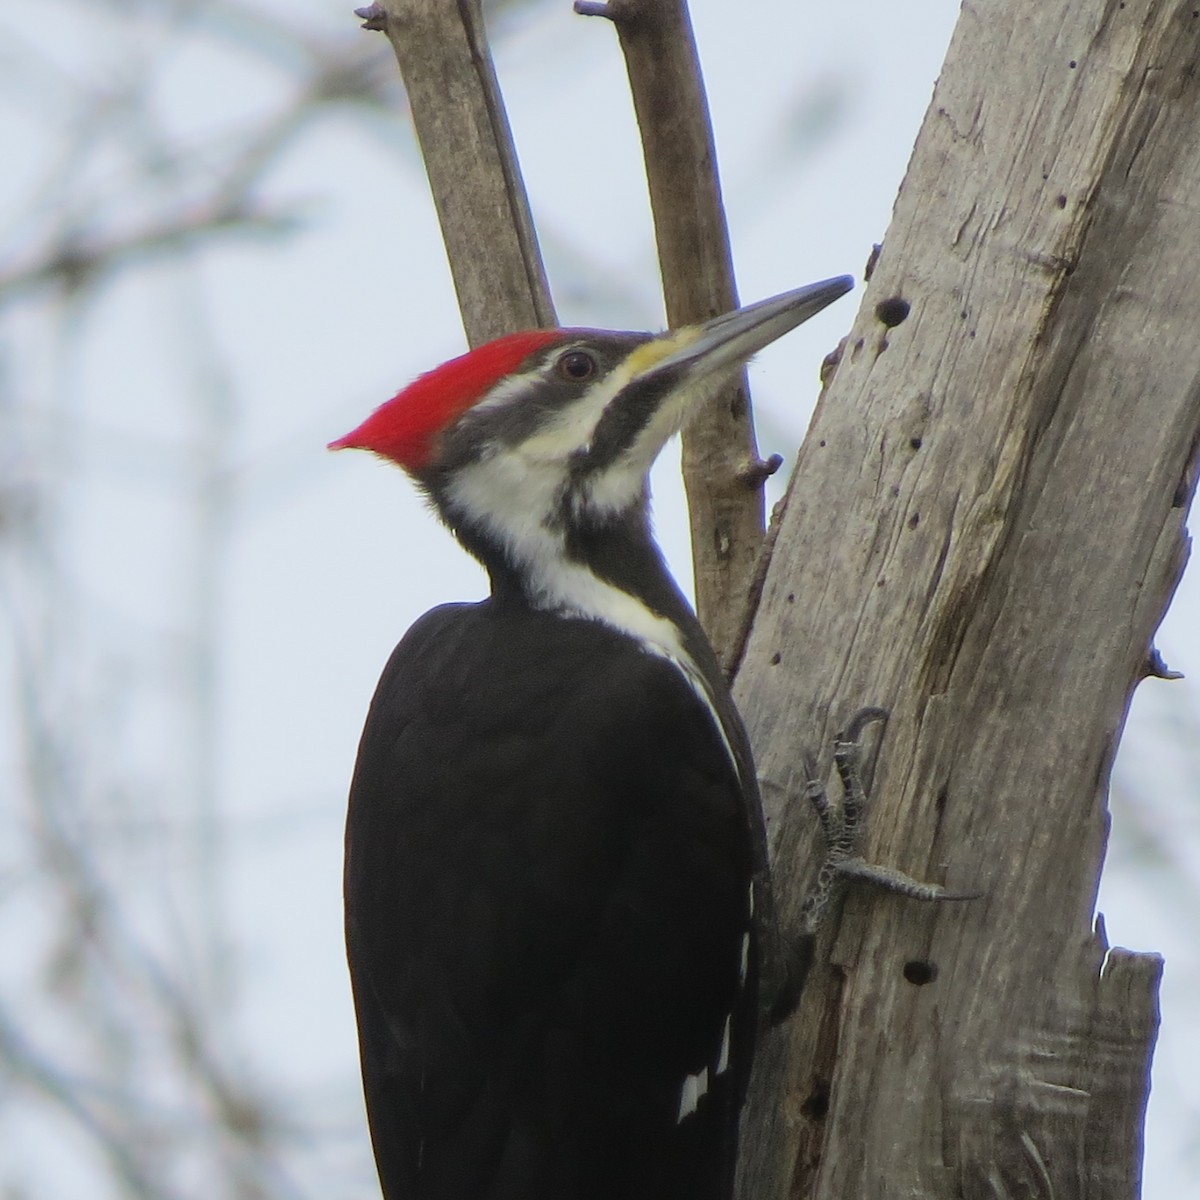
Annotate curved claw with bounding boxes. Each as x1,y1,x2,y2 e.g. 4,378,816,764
841,705,889,743
800,750,820,784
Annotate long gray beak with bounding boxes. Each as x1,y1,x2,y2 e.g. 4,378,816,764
648,276,854,379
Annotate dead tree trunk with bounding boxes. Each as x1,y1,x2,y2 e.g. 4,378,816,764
735,2,1196,1196
362,0,1198,1195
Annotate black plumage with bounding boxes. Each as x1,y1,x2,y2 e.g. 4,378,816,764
345,591,759,1200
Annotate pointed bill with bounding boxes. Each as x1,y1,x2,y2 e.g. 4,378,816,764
637,276,854,385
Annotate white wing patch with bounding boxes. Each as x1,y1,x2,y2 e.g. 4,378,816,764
677,1066,709,1122
716,1013,732,1076
675,1009,738,1123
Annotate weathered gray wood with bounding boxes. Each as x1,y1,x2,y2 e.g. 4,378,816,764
577,0,771,664
371,0,555,343
734,2,1194,1196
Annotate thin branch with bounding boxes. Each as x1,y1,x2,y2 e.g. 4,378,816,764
368,0,556,342
577,0,766,660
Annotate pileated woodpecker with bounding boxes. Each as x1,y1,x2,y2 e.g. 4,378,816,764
331,277,853,1200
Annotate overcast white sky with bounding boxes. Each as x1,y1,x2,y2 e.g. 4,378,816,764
2,0,1196,1195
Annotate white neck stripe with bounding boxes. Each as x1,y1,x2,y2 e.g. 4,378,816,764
528,557,741,783
445,453,741,781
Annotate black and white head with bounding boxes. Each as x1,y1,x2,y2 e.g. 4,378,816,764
331,277,853,592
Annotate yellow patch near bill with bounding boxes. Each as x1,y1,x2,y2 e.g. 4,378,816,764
622,327,702,378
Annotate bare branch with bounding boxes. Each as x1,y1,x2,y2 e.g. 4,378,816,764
369,0,556,342
577,0,767,660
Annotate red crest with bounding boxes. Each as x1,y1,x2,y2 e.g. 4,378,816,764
329,330,563,471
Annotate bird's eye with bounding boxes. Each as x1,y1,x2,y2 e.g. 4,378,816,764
556,350,597,382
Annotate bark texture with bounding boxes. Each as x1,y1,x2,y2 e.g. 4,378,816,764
734,2,1196,1196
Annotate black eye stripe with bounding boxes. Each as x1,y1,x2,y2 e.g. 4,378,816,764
570,365,684,478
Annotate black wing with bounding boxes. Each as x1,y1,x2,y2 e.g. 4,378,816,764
344,601,758,1200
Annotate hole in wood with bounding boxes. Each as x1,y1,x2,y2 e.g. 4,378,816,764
903,960,938,985
874,296,911,327
800,1082,830,1120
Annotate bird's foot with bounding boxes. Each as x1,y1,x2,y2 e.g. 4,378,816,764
766,707,976,1025
798,706,974,937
